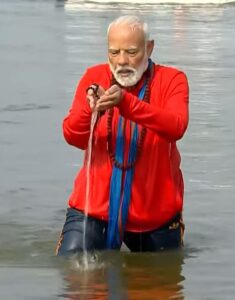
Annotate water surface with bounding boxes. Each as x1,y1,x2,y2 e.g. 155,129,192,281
0,0,235,299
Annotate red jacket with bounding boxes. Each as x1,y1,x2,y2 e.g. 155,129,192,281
63,63,189,232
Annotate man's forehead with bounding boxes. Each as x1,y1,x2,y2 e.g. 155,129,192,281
108,30,145,50
109,46,138,50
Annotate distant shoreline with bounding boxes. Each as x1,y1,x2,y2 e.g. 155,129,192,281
70,0,235,5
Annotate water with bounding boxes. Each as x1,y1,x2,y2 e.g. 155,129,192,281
83,111,98,269
0,0,235,299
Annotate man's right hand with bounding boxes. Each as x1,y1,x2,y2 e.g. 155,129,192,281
86,84,105,111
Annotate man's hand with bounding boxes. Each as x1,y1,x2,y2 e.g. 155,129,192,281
86,84,105,111
95,85,123,111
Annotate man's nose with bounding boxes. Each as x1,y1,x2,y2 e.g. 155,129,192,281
117,51,129,66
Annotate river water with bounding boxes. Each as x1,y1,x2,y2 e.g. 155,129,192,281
0,0,235,299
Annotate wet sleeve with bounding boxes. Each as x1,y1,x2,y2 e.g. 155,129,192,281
117,71,189,141
62,70,92,150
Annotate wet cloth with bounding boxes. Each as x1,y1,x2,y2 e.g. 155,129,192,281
56,208,184,256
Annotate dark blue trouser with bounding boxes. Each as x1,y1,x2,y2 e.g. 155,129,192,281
56,208,183,256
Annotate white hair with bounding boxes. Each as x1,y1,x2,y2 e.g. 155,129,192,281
107,15,150,41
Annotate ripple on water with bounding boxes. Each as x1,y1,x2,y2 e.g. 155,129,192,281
0,103,52,112
0,120,23,124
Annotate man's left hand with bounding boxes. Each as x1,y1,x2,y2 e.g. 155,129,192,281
95,84,123,111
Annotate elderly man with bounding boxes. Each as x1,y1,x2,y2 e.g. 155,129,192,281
56,15,189,255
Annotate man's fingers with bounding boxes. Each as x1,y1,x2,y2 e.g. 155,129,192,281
106,84,119,95
86,84,108,112
96,94,120,111
88,84,122,111
96,100,114,111
87,95,96,110
97,86,105,97
86,84,99,97
86,84,106,97
96,94,114,106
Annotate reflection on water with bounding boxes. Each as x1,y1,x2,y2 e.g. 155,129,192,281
59,251,185,300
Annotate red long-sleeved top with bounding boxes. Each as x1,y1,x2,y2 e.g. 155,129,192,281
63,63,189,232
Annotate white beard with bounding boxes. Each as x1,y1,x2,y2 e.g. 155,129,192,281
109,55,149,87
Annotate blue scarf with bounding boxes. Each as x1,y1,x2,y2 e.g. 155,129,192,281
106,66,150,249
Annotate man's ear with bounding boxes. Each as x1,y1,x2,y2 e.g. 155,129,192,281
147,40,154,57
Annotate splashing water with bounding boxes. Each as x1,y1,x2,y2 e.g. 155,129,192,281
82,111,98,270
71,253,106,271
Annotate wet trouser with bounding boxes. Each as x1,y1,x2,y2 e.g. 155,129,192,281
56,208,184,256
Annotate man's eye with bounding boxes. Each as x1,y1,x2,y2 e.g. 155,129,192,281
109,50,119,56
127,50,137,56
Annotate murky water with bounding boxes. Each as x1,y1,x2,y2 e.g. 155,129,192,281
0,0,235,299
